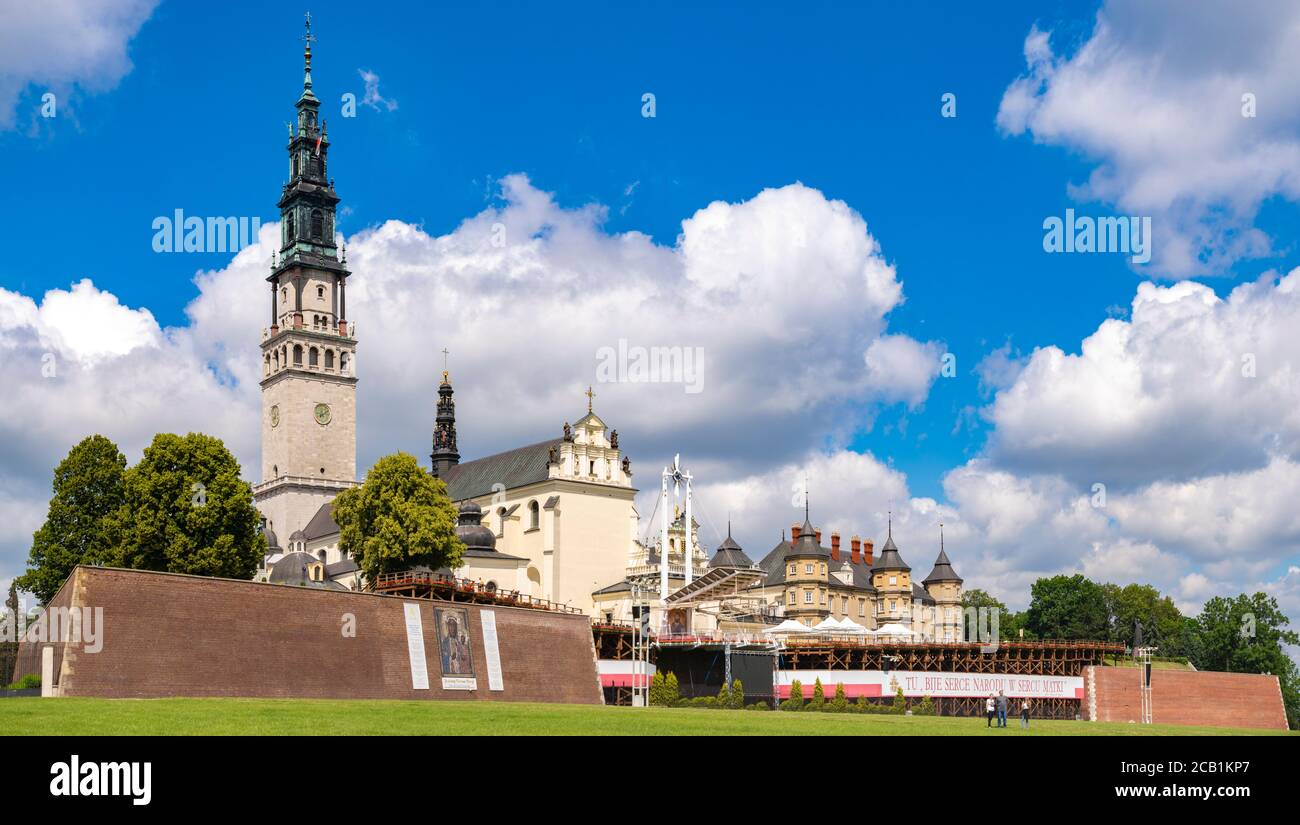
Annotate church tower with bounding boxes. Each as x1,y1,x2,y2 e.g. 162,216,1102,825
430,368,460,477
254,15,358,543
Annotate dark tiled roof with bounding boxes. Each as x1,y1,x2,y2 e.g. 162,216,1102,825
325,558,358,577
871,534,910,572
912,582,935,605
462,547,528,561
441,439,559,501
922,548,963,584
302,501,339,541
592,579,633,596
709,534,753,569
785,518,829,560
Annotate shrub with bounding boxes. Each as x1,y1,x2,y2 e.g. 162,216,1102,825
891,686,907,715
786,679,804,711
745,701,770,711
809,678,825,711
5,673,40,690
665,672,681,706
854,695,870,714
830,683,849,713
916,695,936,716
717,681,732,708
730,679,745,709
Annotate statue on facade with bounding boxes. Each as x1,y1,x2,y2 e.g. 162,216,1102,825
563,421,573,441
610,429,619,449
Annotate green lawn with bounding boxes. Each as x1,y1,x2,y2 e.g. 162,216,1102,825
0,697,1291,735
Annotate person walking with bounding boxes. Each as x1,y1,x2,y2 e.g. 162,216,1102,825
996,690,1008,728
985,693,995,727
1020,698,1030,730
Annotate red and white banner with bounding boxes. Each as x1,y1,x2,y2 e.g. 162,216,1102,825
776,670,1082,699
598,659,657,688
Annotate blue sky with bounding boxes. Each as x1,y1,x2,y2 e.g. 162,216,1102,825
3,0,1300,615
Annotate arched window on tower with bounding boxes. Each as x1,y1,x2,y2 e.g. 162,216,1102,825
529,500,540,530
293,345,303,366
292,154,299,178
324,350,334,370
340,352,350,375
287,211,296,240
311,210,324,241
309,347,319,368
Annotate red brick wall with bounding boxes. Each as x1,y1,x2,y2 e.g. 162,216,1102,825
15,566,602,704
1085,665,1287,730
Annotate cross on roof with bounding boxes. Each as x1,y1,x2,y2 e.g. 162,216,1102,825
585,385,595,412
304,11,316,44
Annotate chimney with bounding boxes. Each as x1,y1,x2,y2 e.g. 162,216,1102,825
863,539,875,566
791,523,801,543
814,529,822,546
850,535,861,564
830,532,840,561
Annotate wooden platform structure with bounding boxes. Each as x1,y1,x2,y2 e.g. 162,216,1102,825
371,571,584,614
592,625,1122,716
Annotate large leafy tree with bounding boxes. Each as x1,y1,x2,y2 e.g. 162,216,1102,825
1102,582,1188,651
331,452,463,582
118,433,264,579
1194,593,1299,728
17,435,127,603
1024,574,1109,640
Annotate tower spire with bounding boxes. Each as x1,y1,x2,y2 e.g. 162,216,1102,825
301,12,317,101
431,366,460,477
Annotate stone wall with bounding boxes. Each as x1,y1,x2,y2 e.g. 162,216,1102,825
1084,665,1287,730
14,566,602,704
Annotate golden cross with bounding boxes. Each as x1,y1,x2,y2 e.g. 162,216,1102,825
585,385,595,412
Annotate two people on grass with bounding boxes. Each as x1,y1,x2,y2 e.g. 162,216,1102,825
987,690,1030,729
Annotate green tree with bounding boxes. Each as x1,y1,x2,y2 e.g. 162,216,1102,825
118,433,264,578
892,686,907,714
665,672,681,706
649,671,667,706
1103,582,1186,650
730,679,744,709
717,681,732,708
830,682,849,713
332,452,463,581
961,588,1032,641
1195,593,1299,728
916,695,936,716
17,436,126,603
809,677,825,711
1025,574,1109,640
785,679,804,711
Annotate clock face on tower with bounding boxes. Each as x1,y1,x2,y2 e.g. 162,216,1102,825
314,403,332,426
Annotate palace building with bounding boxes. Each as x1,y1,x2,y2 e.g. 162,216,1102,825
251,22,964,639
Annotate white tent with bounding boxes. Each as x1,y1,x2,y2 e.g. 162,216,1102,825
762,619,814,635
875,622,916,637
836,617,869,634
811,616,843,632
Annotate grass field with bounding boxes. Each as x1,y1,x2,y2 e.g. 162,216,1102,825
0,697,1291,735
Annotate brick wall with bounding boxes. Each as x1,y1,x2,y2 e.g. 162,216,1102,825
14,566,602,704
1084,665,1287,730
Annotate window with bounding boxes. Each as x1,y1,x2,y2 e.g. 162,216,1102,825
309,347,319,367
787,591,795,605
311,209,324,240
485,581,497,593
325,350,334,370
858,599,865,617
292,345,303,366
789,564,795,575
340,352,350,375
287,211,296,239
889,599,897,612
317,285,325,299
820,564,826,575
528,500,540,530
841,596,848,613
804,564,813,574
497,507,506,537
889,575,898,586
803,590,813,603
281,287,288,304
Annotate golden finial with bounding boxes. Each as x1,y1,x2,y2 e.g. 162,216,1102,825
585,385,595,412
